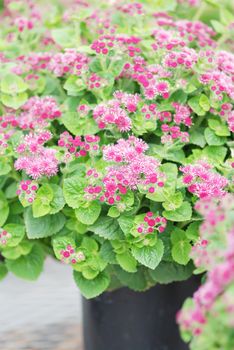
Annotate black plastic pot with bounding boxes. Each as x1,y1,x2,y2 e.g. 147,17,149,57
82,276,200,350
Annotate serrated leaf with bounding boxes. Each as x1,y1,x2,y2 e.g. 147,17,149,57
108,206,120,218
1,92,28,109
172,241,191,265
163,202,192,222
89,217,124,240
32,184,53,218
202,146,227,164
25,208,65,239
131,239,164,269
1,224,25,248
204,127,226,146
208,118,230,137
1,241,33,260
211,20,226,34
116,251,137,273
188,96,206,116
189,128,206,148
99,241,117,264
63,175,86,209
1,73,28,94
75,201,101,225
62,112,99,136
114,266,147,291
0,191,9,226
162,192,183,211
149,261,194,284
186,222,200,241
73,270,110,299
6,244,44,280
199,94,210,112
49,184,65,214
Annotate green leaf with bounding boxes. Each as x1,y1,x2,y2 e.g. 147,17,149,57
1,92,28,109
0,191,9,226
51,27,77,48
1,241,33,260
199,94,210,112
171,227,187,245
90,217,124,240
189,128,206,148
186,222,201,241
2,224,25,247
162,192,183,211
63,76,86,95
25,208,65,239
82,237,99,252
131,239,164,269
118,215,134,234
99,241,117,264
62,112,99,136
109,59,125,77
220,8,234,25
114,266,147,291
63,175,86,208
0,161,11,176
49,184,65,214
202,146,227,164
188,96,206,116
32,184,53,218
208,118,230,137
149,261,194,284
0,262,7,281
75,201,101,225
116,251,137,273
108,206,120,218
6,244,44,280
211,20,226,34
163,202,192,222
73,271,110,299
172,240,191,265
0,73,28,94
204,127,226,146
169,90,187,104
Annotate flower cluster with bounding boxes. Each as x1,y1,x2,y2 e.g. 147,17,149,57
60,245,85,265
0,229,11,246
19,96,61,129
48,50,88,77
177,195,234,344
137,212,167,235
14,131,58,179
58,132,99,162
85,136,164,206
180,161,228,198
93,99,132,132
16,180,38,203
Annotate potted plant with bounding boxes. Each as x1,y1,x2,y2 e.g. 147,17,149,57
0,0,233,349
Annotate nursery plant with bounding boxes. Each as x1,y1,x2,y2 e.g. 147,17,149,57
0,0,233,348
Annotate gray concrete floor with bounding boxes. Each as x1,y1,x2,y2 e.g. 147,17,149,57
0,258,83,349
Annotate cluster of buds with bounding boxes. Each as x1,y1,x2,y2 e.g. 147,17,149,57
60,245,85,265
0,229,11,246
16,180,38,203
58,132,99,162
137,212,167,235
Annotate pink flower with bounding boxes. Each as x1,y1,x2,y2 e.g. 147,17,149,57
14,131,59,179
180,161,228,198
